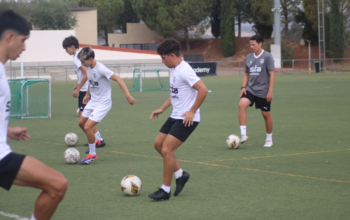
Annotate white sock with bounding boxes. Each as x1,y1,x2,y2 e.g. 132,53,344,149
240,125,247,136
174,168,183,179
31,214,37,220
89,143,96,155
266,133,273,141
161,184,170,193
96,131,103,141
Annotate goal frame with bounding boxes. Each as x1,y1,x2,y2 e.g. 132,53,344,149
132,68,170,92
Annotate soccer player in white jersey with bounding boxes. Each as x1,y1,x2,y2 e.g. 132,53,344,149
77,47,136,165
239,34,275,147
62,36,106,153
148,39,208,201
0,10,68,220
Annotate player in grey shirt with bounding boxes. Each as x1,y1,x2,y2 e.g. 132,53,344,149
238,34,275,148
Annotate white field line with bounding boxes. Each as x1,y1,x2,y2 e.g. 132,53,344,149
0,211,29,220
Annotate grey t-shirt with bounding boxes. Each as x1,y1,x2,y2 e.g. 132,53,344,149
245,50,275,98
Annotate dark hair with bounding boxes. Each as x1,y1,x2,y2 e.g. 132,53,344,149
156,39,181,56
62,35,79,49
250,34,264,44
0,10,30,39
78,47,95,60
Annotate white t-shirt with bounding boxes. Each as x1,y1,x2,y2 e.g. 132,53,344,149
0,62,12,161
87,61,114,105
74,50,89,92
169,61,201,122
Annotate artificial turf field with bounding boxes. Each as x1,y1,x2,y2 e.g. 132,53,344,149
1,73,350,220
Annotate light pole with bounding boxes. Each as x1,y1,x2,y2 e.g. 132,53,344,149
306,40,311,73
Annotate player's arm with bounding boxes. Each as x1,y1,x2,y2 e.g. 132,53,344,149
150,97,171,120
83,85,90,104
7,127,30,141
239,72,249,98
266,70,275,102
73,66,88,98
181,80,208,127
110,74,136,105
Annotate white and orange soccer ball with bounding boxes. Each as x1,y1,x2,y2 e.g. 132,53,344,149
64,133,78,146
64,148,80,164
120,175,142,196
226,134,241,149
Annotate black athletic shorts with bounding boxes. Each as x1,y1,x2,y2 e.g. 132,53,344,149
160,117,199,142
78,91,87,111
241,90,271,112
0,152,26,191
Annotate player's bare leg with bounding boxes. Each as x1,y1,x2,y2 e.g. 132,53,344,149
149,134,183,200
262,111,273,147
153,132,167,155
80,119,99,164
13,157,68,220
238,98,251,143
161,135,182,186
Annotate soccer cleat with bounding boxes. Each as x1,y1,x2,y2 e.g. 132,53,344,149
85,140,106,154
80,153,98,165
148,188,171,201
174,171,190,196
263,140,273,148
96,140,106,148
240,134,249,144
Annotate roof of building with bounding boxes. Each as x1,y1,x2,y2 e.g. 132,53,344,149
71,7,97,11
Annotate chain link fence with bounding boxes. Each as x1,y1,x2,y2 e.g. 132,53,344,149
4,58,350,81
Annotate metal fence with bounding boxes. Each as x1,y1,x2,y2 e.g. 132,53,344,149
4,58,350,81
282,58,350,74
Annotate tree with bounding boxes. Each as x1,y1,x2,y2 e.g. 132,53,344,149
234,0,253,38
117,0,140,33
329,0,345,58
209,0,221,38
0,0,32,22
280,0,301,41
80,0,124,46
132,0,211,51
295,9,318,45
220,0,235,57
250,0,273,38
30,0,78,30
303,0,318,32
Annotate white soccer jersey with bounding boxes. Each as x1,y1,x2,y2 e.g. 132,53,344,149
0,62,12,161
169,61,201,122
86,61,114,105
74,50,88,92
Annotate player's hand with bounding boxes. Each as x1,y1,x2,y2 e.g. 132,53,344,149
150,108,163,120
83,96,89,104
126,95,136,105
239,88,246,98
73,85,78,91
73,90,79,98
7,127,30,141
181,111,194,127
266,92,273,103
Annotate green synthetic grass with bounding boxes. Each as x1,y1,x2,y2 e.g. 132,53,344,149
1,73,350,220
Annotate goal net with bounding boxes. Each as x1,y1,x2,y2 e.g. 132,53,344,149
8,78,51,119
132,68,170,92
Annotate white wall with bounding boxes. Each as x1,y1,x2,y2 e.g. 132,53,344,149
13,30,75,63
12,30,161,64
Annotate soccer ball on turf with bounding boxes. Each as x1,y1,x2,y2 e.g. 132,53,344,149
64,133,78,146
64,148,80,164
226,134,241,149
120,175,142,196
